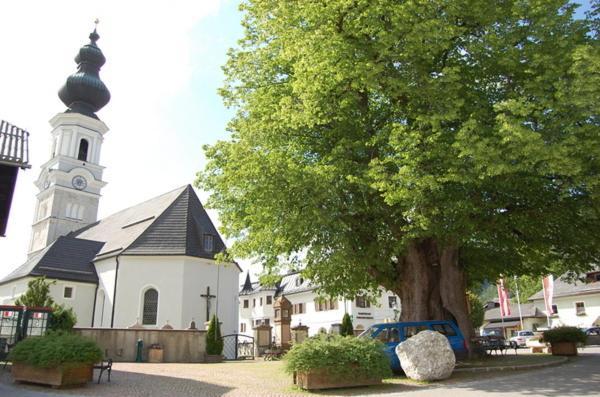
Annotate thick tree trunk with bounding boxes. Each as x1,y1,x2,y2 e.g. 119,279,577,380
393,238,474,355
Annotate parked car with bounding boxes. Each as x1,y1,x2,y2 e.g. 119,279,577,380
359,320,468,372
509,330,535,347
584,327,600,336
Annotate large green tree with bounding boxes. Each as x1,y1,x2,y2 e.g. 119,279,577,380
198,0,599,346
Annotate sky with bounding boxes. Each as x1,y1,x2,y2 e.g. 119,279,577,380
0,1,594,281
0,0,246,279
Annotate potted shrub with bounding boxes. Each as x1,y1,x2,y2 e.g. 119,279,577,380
542,326,587,356
9,332,102,387
148,343,164,363
205,314,224,363
285,334,391,390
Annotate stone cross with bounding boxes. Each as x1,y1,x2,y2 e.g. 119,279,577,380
200,286,216,322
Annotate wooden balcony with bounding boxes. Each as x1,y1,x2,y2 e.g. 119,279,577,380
0,120,30,169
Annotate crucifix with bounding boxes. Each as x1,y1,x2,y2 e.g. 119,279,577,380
200,286,216,322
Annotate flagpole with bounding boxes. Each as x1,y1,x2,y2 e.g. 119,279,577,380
514,275,524,330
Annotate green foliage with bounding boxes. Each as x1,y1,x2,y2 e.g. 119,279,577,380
284,334,391,380
206,314,224,355
8,332,102,368
340,313,354,337
505,276,543,303
197,0,599,303
467,291,485,329
14,277,54,307
50,304,77,332
542,326,587,344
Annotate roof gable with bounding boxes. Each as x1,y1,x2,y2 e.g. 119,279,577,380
123,185,226,259
0,236,103,285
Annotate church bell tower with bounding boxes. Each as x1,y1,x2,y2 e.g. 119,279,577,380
29,26,111,254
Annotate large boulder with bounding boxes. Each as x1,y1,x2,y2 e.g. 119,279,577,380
395,330,455,381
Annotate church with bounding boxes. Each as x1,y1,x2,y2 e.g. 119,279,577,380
0,28,240,335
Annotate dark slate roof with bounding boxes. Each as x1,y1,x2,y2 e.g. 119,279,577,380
529,271,600,300
484,303,546,322
0,236,103,284
71,184,227,260
239,271,313,296
1,185,236,285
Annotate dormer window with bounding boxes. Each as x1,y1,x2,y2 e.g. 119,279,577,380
204,234,214,252
296,277,304,287
77,138,89,161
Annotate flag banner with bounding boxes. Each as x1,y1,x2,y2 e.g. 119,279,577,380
543,275,554,315
497,279,511,317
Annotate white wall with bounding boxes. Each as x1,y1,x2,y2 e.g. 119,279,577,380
93,257,117,327
238,288,401,337
0,276,96,327
533,293,600,329
105,255,239,333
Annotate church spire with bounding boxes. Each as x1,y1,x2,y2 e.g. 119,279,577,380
242,272,253,292
58,21,110,119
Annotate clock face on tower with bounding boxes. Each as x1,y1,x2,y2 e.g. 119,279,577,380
72,175,88,190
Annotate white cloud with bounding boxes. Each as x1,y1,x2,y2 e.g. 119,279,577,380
0,0,228,277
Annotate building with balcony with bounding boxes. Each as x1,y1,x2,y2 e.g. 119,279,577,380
239,271,400,341
0,119,30,236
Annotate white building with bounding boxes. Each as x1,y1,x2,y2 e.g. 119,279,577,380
239,272,400,340
0,28,240,334
529,270,600,329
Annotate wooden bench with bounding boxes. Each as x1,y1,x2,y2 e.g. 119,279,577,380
93,359,113,383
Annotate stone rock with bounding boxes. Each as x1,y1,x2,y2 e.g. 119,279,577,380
395,330,455,381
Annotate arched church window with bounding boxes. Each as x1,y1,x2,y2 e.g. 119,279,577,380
77,139,89,161
142,288,159,325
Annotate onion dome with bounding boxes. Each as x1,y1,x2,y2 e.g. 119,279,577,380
58,27,110,119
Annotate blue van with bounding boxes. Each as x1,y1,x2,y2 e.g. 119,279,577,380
359,320,468,372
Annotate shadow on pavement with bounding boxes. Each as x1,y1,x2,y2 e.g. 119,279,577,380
0,367,233,397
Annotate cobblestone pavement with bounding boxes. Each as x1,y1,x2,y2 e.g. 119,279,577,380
1,347,598,397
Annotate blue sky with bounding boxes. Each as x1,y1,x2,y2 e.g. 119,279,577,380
0,0,594,279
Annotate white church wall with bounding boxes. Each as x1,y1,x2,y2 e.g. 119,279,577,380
114,256,185,329
182,257,240,335
0,277,95,327
48,280,96,327
93,257,117,327
0,277,31,304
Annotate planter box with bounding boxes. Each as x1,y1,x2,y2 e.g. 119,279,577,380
148,348,164,363
295,369,381,390
550,341,578,356
205,354,223,363
12,363,93,388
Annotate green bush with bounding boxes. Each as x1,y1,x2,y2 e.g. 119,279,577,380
285,334,391,380
49,304,77,332
8,333,102,368
206,314,223,355
542,326,587,344
340,313,354,337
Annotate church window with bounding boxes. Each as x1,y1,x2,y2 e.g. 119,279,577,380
259,297,263,306
63,286,74,299
266,296,272,305
243,299,249,308
253,298,256,307
240,323,246,332
204,234,214,252
77,139,89,161
142,288,159,325
77,205,84,220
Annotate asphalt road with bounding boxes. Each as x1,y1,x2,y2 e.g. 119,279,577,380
1,347,599,397
381,346,600,397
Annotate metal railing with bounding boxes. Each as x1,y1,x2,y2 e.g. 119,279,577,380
0,120,30,168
